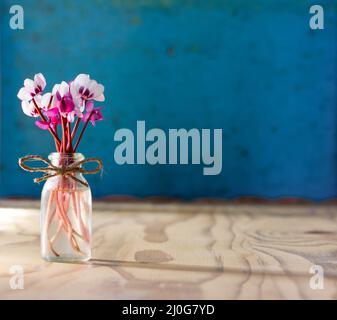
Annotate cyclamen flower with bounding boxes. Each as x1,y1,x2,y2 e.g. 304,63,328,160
18,73,50,117
17,72,106,155
70,74,105,109
35,108,61,130
21,92,53,117
52,81,81,122
82,101,103,126
17,73,46,101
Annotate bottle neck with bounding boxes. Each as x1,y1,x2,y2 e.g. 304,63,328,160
49,153,85,167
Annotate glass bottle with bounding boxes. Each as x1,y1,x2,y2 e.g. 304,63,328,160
40,153,92,262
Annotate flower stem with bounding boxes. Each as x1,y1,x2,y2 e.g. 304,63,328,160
61,117,67,153
71,118,80,141
32,98,61,148
54,126,60,152
73,111,93,152
66,121,73,153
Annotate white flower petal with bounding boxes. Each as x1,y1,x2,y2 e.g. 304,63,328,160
94,93,105,102
87,80,98,92
72,94,83,112
93,83,104,97
74,74,90,87
34,73,46,90
74,105,84,118
70,81,76,95
22,101,38,117
24,79,35,92
52,84,60,95
67,111,75,123
41,93,53,110
33,94,42,106
70,82,81,100
59,81,69,97
17,87,32,101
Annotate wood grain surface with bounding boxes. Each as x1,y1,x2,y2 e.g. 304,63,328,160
0,200,336,299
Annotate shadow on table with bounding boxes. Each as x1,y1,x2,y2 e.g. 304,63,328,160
88,258,226,273
87,259,313,277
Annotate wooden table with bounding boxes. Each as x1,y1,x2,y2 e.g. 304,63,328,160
0,200,337,299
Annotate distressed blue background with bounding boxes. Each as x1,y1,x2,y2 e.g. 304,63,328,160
0,0,337,200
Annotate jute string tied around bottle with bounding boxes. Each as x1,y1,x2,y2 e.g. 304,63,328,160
18,155,103,187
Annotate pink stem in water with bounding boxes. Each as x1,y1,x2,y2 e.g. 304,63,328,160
74,190,89,243
45,191,59,257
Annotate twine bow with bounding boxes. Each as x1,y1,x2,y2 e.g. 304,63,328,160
18,155,103,187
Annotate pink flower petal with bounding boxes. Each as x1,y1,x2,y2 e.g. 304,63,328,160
44,107,59,118
35,120,50,130
86,100,94,113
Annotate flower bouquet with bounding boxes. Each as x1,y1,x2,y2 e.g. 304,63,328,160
18,73,104,262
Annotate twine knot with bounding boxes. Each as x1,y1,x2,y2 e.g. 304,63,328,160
18,155,103,187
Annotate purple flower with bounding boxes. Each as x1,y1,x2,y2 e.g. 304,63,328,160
52,81,80,122
56,92,74,114
82,101,104,126
35,119,50,130
35,107,61,130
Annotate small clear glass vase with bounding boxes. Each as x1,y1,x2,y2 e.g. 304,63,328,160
40,153,92,262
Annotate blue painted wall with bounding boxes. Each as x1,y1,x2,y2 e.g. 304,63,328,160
1,0,337,199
